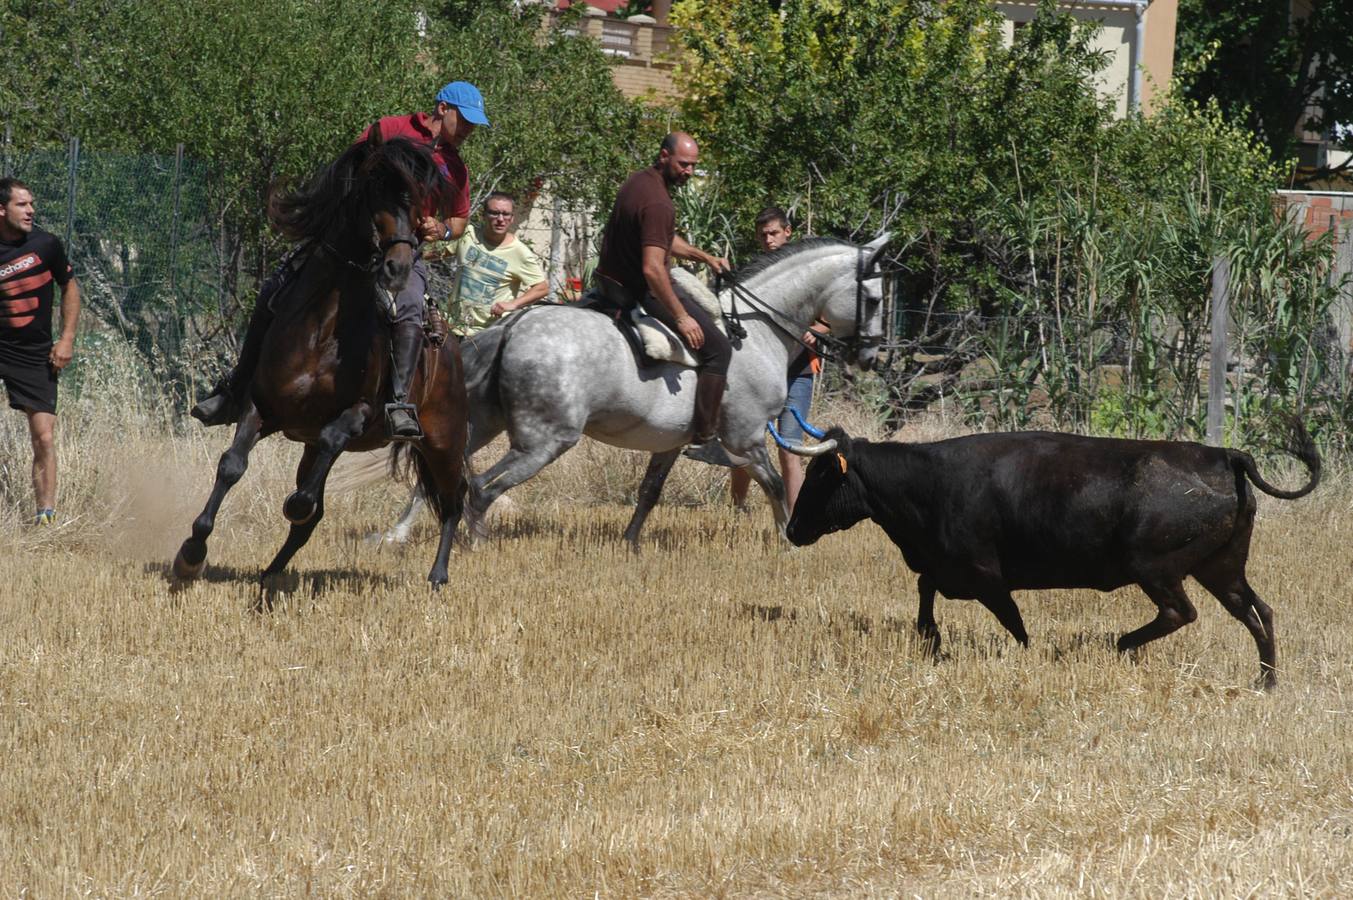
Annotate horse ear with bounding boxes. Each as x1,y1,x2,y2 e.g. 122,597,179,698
366,121,384,147
864,232,890,272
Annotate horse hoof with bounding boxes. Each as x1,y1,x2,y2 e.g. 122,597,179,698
283,492,317,525
173,541,207,581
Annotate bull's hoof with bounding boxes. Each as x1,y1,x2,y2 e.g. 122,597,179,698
1256,668,1278,692
427,572,447,591
172,540,207,581
283,491,317,525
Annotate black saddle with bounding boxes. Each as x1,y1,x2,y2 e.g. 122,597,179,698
577,277,654,366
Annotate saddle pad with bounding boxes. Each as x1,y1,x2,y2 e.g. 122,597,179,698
632,267,729,367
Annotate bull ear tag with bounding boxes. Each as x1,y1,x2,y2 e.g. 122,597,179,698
836,453,848,475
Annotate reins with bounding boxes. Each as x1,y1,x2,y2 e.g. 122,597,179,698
715,247,876,365
321,233,419,275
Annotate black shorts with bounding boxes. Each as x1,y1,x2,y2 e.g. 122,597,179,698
0,347,58,414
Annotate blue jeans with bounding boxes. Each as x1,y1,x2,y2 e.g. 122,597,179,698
777,373,815,441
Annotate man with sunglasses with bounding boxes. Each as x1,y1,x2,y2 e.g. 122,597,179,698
427,191,547,336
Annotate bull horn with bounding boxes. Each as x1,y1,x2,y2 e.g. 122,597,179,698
788,407,828,440
767,420,839,456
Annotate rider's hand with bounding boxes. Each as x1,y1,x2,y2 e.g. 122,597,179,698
801,330,817,347
490,300,512,318
708,256,731,274
419,216,447,243
677,315,704,350
49,337,74,371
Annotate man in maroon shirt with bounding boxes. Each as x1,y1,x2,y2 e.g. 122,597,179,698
0,177,82,525
596,132,738,466
192,81,488,439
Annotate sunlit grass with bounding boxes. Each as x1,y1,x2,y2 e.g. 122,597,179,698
2,405,1350,895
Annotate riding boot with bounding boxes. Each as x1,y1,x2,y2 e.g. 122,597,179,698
190,299,276,426
385,319,425,441
682,372,749,468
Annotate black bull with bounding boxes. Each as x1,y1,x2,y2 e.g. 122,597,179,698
785,424,1321,689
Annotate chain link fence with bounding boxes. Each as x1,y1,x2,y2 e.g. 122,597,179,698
4,137,234,405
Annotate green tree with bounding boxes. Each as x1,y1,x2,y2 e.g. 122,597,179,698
1174,0,1353,182
0,0,644,387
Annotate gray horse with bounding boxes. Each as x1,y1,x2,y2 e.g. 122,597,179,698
367,234,889,546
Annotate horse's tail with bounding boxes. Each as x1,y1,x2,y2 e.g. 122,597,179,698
326,446,407,495
462,312,529,420
394,444,449,520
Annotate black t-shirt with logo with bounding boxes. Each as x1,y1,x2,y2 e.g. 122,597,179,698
0,227,73,359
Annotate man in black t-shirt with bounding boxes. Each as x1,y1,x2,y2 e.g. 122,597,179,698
0,177,82,526
596,132,737,466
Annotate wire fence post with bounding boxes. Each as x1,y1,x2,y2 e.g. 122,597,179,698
547,194,565,300
168,143,184,296
1,125,10,177
1207,255,1229,446
64,137,80,249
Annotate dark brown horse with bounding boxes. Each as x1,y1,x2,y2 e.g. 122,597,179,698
172,134,467,594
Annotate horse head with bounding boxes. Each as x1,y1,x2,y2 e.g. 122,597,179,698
817,233,890,371
269,135,438,302
354,137,439,299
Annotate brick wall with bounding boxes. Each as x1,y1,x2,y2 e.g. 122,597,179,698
1277,191,1353,353
552,11,676,103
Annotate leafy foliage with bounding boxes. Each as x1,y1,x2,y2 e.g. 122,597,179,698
1174,0,1353,181
671,0,1348,444
0,0,645,389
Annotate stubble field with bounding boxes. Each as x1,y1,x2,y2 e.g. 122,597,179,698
1,394,1351,897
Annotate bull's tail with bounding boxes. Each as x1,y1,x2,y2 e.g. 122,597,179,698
1231,416,1321,500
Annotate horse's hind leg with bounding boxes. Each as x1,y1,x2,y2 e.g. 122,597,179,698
466,439,577,542
366,485,425,546
282,406,369,525
622,449,681,553
742,444,788,537
410,444,466,588
173,405,265,581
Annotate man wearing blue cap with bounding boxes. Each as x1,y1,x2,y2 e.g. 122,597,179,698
192,81,490,440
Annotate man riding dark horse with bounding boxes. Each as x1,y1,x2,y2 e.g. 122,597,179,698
192,81,489,440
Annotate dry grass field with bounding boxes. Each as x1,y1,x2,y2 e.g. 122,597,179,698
2,377,1351,897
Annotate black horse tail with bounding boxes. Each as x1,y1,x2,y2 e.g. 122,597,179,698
1229,416,1321,501
388,444,454,522
464,311,533,419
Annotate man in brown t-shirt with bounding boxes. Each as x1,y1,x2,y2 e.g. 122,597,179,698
596,132,738,466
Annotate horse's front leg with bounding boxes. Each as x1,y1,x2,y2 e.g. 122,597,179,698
258,445,326,611
741,444,789,538
282,404,371,525
173,404,265,582
621,448,681,553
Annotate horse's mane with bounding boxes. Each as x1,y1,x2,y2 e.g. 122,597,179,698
269,136,441,244
728,236,856,283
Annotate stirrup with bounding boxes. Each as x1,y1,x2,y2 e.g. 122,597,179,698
683,439,749,468
385,402,423,441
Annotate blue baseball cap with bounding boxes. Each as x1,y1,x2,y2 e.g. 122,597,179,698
436,81,490,127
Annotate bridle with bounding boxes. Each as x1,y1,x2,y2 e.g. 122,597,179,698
323,228,420,276
717,245,886,365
